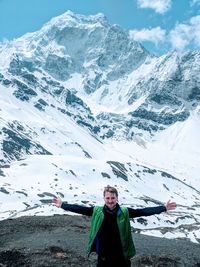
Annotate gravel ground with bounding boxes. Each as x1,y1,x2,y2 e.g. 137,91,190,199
0,214,199,267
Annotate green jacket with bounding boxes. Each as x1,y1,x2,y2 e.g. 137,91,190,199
88,206,136,260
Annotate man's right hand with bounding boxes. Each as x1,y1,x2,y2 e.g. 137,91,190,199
52,197,62,208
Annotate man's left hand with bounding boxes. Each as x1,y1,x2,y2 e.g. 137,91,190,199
165,200,177,211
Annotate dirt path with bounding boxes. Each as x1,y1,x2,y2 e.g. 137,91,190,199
0,215,199,267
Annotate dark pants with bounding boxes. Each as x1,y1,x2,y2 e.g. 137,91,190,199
97,256,131,267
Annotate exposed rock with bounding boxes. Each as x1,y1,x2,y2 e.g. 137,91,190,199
0,215,199,267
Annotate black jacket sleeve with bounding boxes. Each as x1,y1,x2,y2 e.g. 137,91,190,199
61,202,94,216
128,205,166,218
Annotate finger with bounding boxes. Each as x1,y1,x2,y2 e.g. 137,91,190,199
169,203,177,210
52,198,59,204
165,200,170,208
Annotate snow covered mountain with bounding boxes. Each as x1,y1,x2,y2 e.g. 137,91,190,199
0,11,200,243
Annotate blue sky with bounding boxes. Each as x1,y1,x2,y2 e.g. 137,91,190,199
0,0,200,55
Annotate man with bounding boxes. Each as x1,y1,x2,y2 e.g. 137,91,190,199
52,185,177,267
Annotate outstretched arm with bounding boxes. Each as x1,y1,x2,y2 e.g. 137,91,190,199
52,197,94,216
128,199,177,218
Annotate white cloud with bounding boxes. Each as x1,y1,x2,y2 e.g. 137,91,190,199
129,27,166,45
128,16,200,54
169,25,191,51
169,15,200,50
137,0,172,14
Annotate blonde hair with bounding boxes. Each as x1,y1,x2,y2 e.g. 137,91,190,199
103,185,118,197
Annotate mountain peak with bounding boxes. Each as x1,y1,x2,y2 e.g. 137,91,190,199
42,11,109,32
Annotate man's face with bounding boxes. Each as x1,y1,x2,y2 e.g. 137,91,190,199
104,191,118,210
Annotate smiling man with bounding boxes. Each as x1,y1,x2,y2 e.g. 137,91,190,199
52,185,176,267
